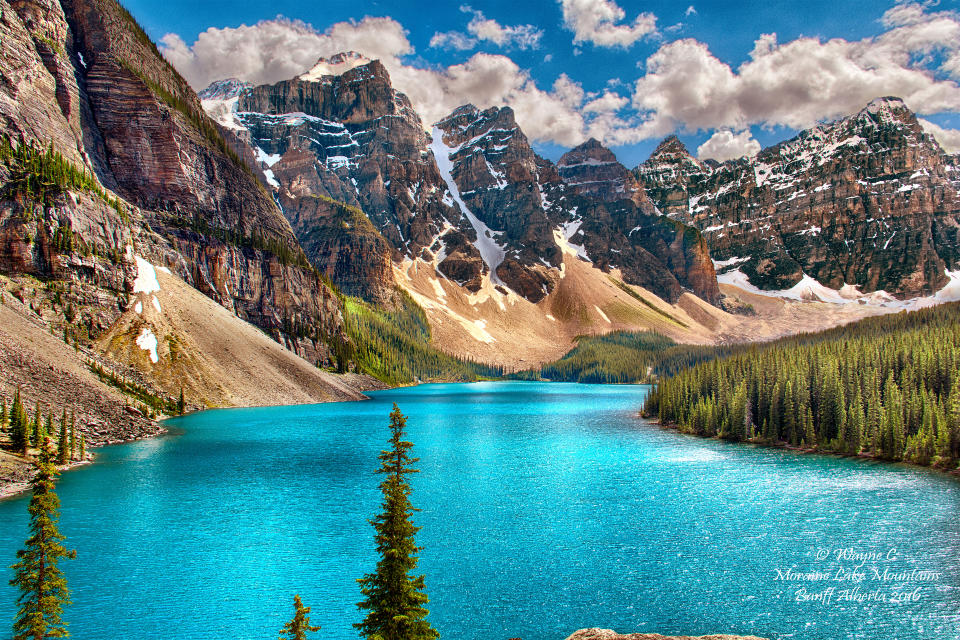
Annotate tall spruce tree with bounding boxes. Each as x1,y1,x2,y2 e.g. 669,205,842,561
355,404,438,640
278,595,320,640
31,402,41,449
68,413,76,461
57,411,69,466
10,439,76,639
10,389,28,454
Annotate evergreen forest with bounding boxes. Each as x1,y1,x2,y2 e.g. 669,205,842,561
644,302,960,469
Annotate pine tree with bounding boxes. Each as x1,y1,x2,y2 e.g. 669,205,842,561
31,402,42,449
1,397,7,429
355,404,438,640
57,411,69,466
9,439,76,639
68,413,76,461
278,594,320,640
10,389,28,454
178,388,185,416
78,435,85,461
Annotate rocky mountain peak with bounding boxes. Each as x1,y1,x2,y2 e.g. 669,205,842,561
864,96,910,118
197,78,251,101
557,138,617,167
637,97,960,298
557,138,649,207
649,134,696,163
435,104,519,149
433,103,561,300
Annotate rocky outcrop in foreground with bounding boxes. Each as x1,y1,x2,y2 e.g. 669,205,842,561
567,628,768,640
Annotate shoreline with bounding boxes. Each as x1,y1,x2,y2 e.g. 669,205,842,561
648,415,960,479
0,373,392,502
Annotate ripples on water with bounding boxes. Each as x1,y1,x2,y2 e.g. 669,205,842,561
1,382,958,640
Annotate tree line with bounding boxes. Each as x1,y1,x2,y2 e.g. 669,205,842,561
510,330,733,384
1,389,85,462
644,302,960,469
343,291,502,384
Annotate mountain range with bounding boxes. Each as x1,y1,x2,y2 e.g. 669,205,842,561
2,0,960,424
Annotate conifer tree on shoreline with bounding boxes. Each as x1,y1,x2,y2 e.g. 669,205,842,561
9,389,28,454
355,404,439,640
10,439,76,639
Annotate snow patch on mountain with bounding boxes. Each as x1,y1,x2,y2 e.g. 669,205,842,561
430,127,506,285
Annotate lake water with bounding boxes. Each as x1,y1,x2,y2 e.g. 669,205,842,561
1,382,959,640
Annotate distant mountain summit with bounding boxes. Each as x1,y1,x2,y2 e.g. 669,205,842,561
200,60,717,306
637,97,960,297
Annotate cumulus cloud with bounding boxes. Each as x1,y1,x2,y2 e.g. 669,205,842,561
696,129,761,161
584,91,628,113
161,15,597,145
685,6,697,17
161,16,412,88
162,2,960,151
393,56,587,144
559,0,658,47
465,7,542,49
918,118,960,153
430,6,542,51
632,9,960,137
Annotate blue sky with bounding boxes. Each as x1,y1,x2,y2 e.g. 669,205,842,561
128,0,960,166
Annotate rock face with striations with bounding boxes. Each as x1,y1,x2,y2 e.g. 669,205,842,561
0,0,348,370
433,104,561,301
637,98,960,297
547,139,720,304
213,55,472,303
557,138,648,207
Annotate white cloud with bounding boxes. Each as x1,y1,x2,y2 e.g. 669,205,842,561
466,8,542,49
390,55,588,145
429,7,542,51
632,19,960,137
559,0,658,47
918,118,960,153
430,31,477,51
696,129,761,161
162,3,960,151
161,16,589,145
685,6,697,17
160,16,412,88
584,91,628,113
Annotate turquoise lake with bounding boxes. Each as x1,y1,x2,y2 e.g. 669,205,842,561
1,382,959,639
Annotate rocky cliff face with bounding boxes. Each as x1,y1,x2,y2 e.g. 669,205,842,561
433,104,560,301
203,61,719,307
557,138,648,206
431,105,718,304
208,55,470,304
0,0,348,379
546,139,720,304
637,98,960,297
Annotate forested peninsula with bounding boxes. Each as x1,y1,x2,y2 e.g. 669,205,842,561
644,303,960,471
